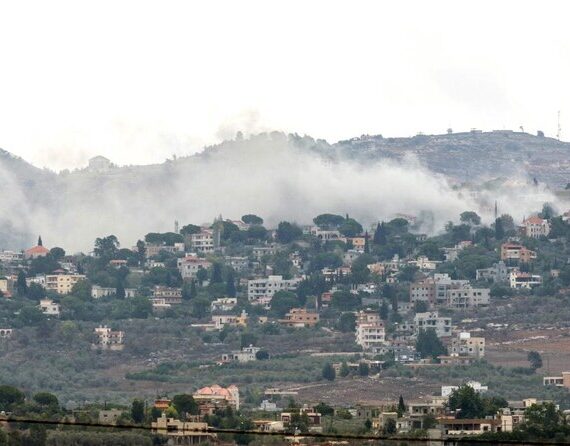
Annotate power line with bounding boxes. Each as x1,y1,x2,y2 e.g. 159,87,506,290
1,416,569,445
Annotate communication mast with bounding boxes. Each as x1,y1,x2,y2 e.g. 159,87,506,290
557,110,562,140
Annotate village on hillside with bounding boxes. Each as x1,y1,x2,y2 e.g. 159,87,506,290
2,208,570,443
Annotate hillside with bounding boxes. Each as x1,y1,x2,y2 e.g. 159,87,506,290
0,130,567,250
335,130,570,188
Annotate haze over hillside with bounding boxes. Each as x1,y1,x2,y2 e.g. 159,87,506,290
0,130,565,251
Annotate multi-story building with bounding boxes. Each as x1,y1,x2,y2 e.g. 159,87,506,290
247,275,301,302
193,384,240,412
410,279,436,304
355,310,386,352
177,255,212,279
211,310,248,330
153,286,182,304
224,256,249,272
0,251,23,263
445,285,490,309
0,328,13,338
252,245,279,260
221,345,261,363
93,325,124,350
151,415,216,444
476,261,509,282
500,243,537,263
45,274,86,295
279,308,319,327
189,230,215,253
414,312,452,338
509,271,542,289
449,332,485,359
38,298,61,317
521,216,550,239
91,285,116,299
211,297,238,312
145,243,185,258
543,372,570,388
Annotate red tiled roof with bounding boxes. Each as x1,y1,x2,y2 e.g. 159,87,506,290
25,246,49,255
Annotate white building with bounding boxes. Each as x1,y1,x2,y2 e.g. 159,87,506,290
221,345,261,363
38,298,61,317
189,230,215,253
521,216,550,239
441,381,488,398
211,297,238,313
93,325,124,350
177,255,212,279
91,285,116,299
509,271,542,289
0,251,23,263
247,275,301,302
414,312,452,338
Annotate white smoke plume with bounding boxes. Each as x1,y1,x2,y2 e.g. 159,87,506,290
0,133,562,252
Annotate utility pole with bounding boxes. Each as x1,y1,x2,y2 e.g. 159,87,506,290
557,110,562,140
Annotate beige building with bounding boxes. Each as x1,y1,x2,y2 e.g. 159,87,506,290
521,216,550,238
355,310,386,352
45,274,86,295
39,298,61,317
449,332,485,359
279,308,319,327
151,415,216,444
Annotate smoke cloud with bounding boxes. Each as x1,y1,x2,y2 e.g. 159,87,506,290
0,133,561,252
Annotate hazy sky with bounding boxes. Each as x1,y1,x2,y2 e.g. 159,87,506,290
0,0,569,170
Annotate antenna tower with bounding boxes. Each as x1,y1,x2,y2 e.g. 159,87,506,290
557,110,562,140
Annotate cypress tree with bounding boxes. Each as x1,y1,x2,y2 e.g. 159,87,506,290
225,271,236,297
16,271,27,297
373,222,387,245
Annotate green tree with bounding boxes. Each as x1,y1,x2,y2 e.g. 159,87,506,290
339,361,350,377
16,270,27,297
71,279,92,300
383,418,397,435
131,399,145,424
314,402,334,416
379,300,389,320
416,329,446,359
322,363,336,381
269,291,299,317
27,283,46,301
448,385,484,419
33,392,59,409
423,414,437,429
373,222,387,245
0,385,25,410
255,350,270,360
172,394,198,417
242,214,264,225
49,247,66,260
397,395,406,417
358,362,370,376
460,211,481,226
337,312,356,332
330,290,359,311
94,235,120,259
528,351,543,370
225,270,237,297
276,221,303,244
210,263,223,284
240,332,258,348
313,214,345,229
180,224,201,236
339,218,363,237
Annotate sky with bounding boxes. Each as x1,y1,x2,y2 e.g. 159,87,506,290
0,0,569,171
